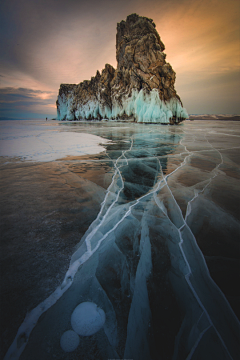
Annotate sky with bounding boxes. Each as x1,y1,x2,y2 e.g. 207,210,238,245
0,0,239,119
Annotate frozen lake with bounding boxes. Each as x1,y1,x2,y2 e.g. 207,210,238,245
0,119,240,359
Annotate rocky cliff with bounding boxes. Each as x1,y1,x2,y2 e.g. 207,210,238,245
56,14,188,124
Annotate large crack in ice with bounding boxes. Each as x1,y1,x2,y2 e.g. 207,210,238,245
4,133,157,360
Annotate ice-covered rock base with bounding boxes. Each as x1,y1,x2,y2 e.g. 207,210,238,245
57,88,188,124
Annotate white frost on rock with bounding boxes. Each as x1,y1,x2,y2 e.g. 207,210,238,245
75,100,100,120
57,93,75,121
71,302,106,336
60,330,80,352
57,88,188,123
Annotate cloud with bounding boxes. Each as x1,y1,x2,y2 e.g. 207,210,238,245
0,87,55,103
0,87,57,118
0,0,239,116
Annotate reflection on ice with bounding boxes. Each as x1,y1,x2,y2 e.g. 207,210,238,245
2,120,240,360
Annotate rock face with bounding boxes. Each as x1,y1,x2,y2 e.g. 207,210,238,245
56,14,188,124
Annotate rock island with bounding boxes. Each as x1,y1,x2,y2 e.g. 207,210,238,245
56,14,188,124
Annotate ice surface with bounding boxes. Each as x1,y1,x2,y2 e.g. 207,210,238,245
1,120,240,360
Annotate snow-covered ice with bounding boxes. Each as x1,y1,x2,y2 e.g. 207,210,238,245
0,120,110,161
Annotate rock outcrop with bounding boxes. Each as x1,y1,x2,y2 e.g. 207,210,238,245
56,14,188,124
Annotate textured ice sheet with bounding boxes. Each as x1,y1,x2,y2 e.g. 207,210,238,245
1,120,240,360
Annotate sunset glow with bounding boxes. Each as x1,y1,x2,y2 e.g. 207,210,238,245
0,0,239,118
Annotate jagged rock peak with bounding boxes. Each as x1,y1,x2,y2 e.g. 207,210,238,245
56,14,188,124
116,13,165,68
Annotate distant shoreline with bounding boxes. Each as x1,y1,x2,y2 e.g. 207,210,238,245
188,115,240,121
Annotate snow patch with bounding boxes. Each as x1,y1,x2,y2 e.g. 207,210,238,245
0,120,110,162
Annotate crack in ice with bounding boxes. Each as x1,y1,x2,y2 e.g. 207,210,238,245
152,133,235,360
